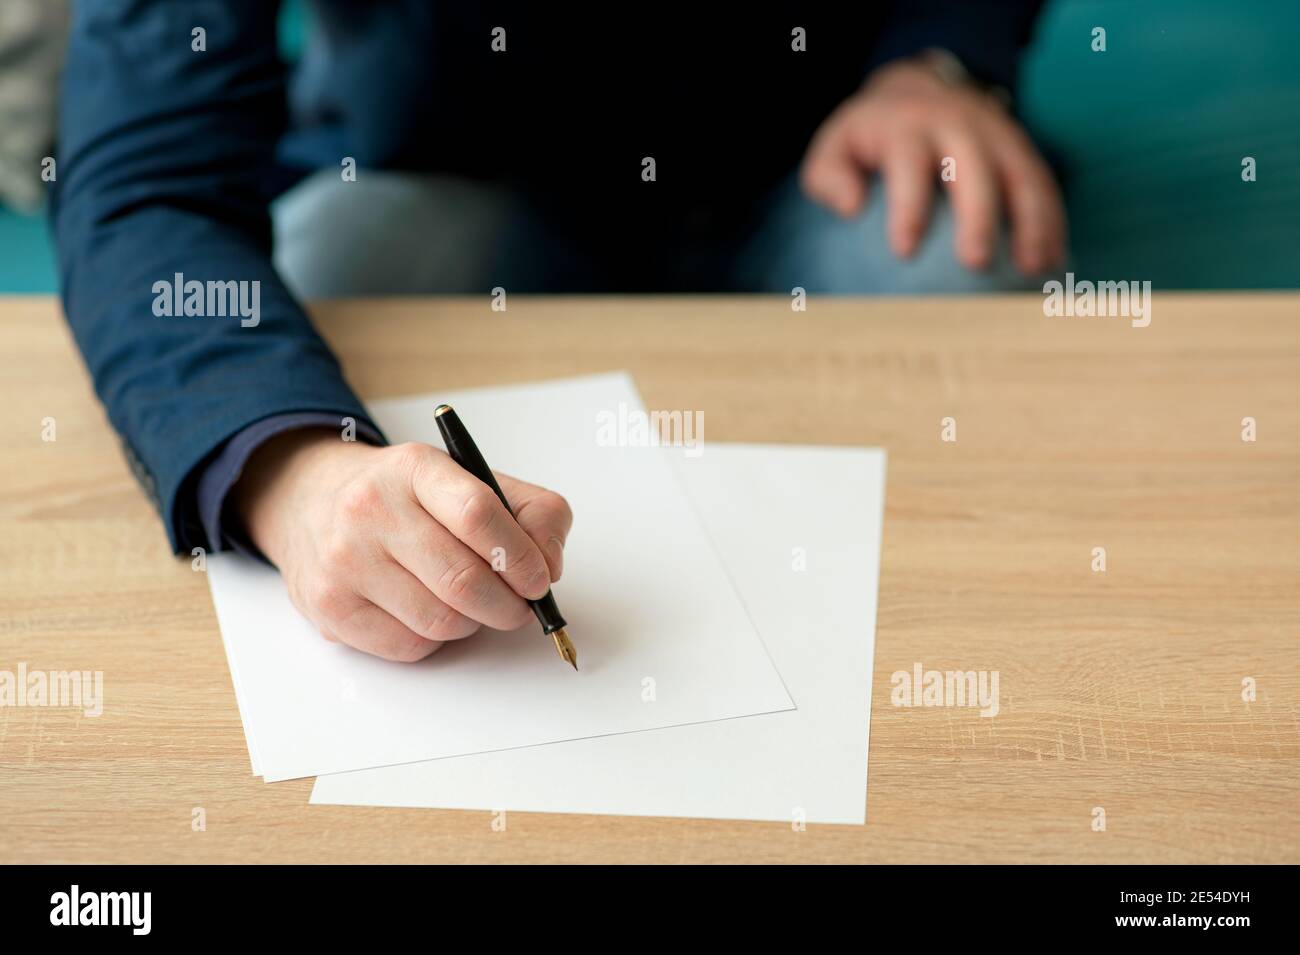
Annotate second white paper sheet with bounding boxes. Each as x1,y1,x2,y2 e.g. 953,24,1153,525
208,373,794,782
311,443,885,824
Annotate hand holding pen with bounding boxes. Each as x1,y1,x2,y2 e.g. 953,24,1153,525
232,426,574,664
435,404,577,668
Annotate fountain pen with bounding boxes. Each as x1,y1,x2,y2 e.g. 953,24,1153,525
433,404,578,670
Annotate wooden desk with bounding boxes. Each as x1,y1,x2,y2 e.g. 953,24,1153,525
1,294,1297,863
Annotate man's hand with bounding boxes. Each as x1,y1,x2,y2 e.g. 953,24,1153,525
800,57,1066,275
232,430,572,662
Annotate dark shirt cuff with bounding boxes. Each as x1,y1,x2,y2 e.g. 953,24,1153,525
197,412,386,559
864,1,1042,97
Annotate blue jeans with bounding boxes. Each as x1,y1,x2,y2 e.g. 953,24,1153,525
272,170,1036,297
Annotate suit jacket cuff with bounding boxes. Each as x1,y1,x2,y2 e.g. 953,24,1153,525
192,412,386,560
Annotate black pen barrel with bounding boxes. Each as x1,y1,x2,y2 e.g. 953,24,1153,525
435,405,510,508
434,405,568,636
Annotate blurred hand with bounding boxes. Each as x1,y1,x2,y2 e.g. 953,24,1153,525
800,56,1066,274
233,430,572,662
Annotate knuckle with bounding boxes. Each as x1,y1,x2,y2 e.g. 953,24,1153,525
408,604,444,639
456,487,499,538
798,160,824,196
997,120,1036,154
843,120,881,155
501,545,539,576
417,523,449,562
415,603,464,641
541,491,572,526
389,441,432,473
439,559,490,608
518,489,572,535
338,478,383,521
309,580,353,622
318,535,356,577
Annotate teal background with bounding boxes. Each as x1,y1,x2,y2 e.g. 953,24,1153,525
1018,0,1300,288
4,0,1297,293
0,208,56,293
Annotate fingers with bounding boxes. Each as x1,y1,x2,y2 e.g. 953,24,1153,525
934,130,999,270
405,445,552,601
292,572,444,662
880,133,935,258
799,59,1067,277
987,124,1067,274
360,561,481,643
387,509,534,632
329,598,446,663
496,472,574,582
815,112,944,261
800,129,870,218
277,440,577,663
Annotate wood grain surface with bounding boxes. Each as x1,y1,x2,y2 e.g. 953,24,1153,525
1,293,1297,863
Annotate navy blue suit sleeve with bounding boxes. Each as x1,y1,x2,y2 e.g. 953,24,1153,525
867,0,1045,96
50,0,382,555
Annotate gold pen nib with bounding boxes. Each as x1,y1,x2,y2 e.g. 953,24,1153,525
551,627,578,670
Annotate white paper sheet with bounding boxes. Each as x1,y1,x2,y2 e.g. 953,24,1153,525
310,443,885,824
208,373,794,782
